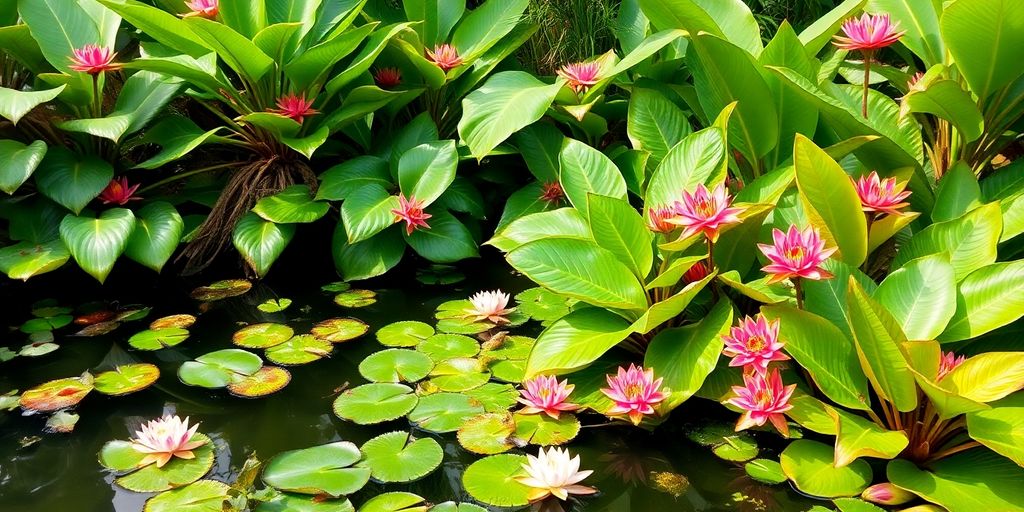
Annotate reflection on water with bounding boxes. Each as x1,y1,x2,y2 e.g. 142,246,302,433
0,260,818,511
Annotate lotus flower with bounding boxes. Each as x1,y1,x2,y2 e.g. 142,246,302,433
557,61,601,95
373,67,402,89
515,447,597,502
757,225,837,285
833,13,905,52
69,45,121,74
722,315,789,376
539,182,565,203
98,177,142,205
646,206,677,234
391,194,431,235
270,93,318,124
853,171,912,216
465,290,514,324
183,0,218,17
601,364,667,425
668,183,743,243
131,415,206,468
426,44,462,72
517,375,580,419
937,351,966,382
861,483,915,506
682,260,711,284
728,369,796,436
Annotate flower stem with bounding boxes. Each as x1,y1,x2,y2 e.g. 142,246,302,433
929,441,980,462
861,52,873,119
794,278,804,310
92,74,102,118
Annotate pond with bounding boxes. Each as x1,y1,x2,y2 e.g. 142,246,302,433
0,256,821,512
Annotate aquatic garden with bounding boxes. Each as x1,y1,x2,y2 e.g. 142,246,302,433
1,0,1023,511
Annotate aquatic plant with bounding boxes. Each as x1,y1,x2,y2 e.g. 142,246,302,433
131,415,206,468
516,446,596,502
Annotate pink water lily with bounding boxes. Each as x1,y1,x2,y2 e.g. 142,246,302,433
861,483,915,506
270,93,318,124
758,225,837,285
392,194,431,235
69,45,121,75
833,13,905,52
853,171,912,216
183,0,218,17
465,290,514,324
728,369,796,437
557,61,601,95
646,206,676,234
668,183,743,243
722,315,789,376
426,44,462,72
937,351,966,382
373,67,402,89
516,447,597,502
601,364,667,425
539,182,565,203
131,415,206,468
517,375,580,419
99,177,142,205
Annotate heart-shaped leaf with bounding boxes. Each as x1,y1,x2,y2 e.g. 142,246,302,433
60,208,136,283
35,148,114,214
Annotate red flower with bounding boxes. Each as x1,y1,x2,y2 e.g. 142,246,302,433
832,13,905,52
183,0,218,17
69,45,121,75
98,177,142,205
539,182,565,203
683,261,711,284
425,44,462,72
557,61,601,95
392,194,431,235
270,93,318,124
373,67,402,89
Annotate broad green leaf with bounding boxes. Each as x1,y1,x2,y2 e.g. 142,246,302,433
143,479,229,512
558,138,627,217
940,260,1024,341
940,0,1024,102
644,127,725,211
758,21,819,168
232,212,295,278
397,140,457,206
217,0,266,38
17,0,98,74
95,0,211,56
798,0,866,55
794,134,867,266
645,255,707,290
829,406,908,467
780,440,872,498
323,22,415,98
0,240,70,280
458,71,562,160
931,162,982,223
133,115,223,169
408,392,484,433
332,223,405,281
626,87,691,166
284,22,374,91
846,278,917,412
359,349,433,383
645,298,731,410
902,79,983,142
866,0,943,66
332,383,418,425
34,148,114,214
358,431,443,483
253,185,329,224
587,194,653,279
462,454,531,507
125,52,230,98
0,140,47,194
488,208,590,253
60,71,182,142
0,24,50,74
981,160,1024,242
184,17,275,81
966,393,1024,466
867,211,919,254
513,123,562,183
341,184,400,244
911,367,988,420
315,156,390,201
943,352,1024,403
59,209,136,283
524,308,631,377
887,450,1024,511
124,201,183,272
890,202,1001,282
404,209,478,263
631,272,715,334
639,0,762,56
449,0,528,62
874,254,956,340
0,86,63,125
403,0,464,46
262,442,370,497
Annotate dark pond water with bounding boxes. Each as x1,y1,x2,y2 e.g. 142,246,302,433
0,253,821,512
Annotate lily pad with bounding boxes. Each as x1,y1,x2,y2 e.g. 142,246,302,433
19,342,59,357
457,412,517,454
376,321,434,347
255,493,354,512
265,335,333,366
489,360,526,383
514,287,574,322
357,493,425,512
227,366,291,398
780,440,872,498
44,410,80,433
430,372,491,392
28,330,55,343
464,383,520,413
435,318,494,335
262,442,371,497
481,335,534,361
32,305,73,318
512,412,580,446
310,318,369,343
358,431,443,483
416,334,479,361
744,459,787,484
20,315,72,333
94,364,160,395
430,503,487,512
190,279,252,301
74,320,121,336
408,392,485,433
20,375,93,412
257,298,293,313
233,323,294,349
712,435,759,462
359,349,434,383
144,479,230,512
150,314,197,330
115,307,151,322
462,454,531,507
321,281,351,293
107,433,216,492
333,290,377,308
887,449,1024,511
178,349,263,388
332,383,418,425
128,328,190,351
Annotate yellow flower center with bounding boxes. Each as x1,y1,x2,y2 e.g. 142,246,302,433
746,336,766,352
787,246,804,261
539,388,552,399
625,384,643,399
755,389,773,406
696,200,714,217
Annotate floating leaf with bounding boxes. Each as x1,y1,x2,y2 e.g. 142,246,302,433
780,440,872,498
255,493,354,512
359,349,433,383
117,307,151,322
29,330,55,343
75,320,121,336
464,383,520,413
458,412,517,454
514,287,574,322
332,383,418,425
333,289,377,308
227,366,291,398
128,328,190,350
745,459,787,484
265,335,333,365
190,279,252,301
376,321,434,347
44,410,80,433
32,305,73,318
143,479,230,512
233,323,294,349
111,434,216,492
430,502,488,512
20,315,72,333
310,318,368,343
357,493,426,512
94,364,160,395
462,454,531,507
408,393,485,433
512,412,580,446
0,348,17,362
263,442,370,497
482,335,535,361
19,342,59,357
178,349,263,389
490,360,526,383
430,372,491,392
417,334,479,361
20,375,93,412
321,281,351,293
257,298,293,313
712,436,759,462
358,431,443,483
886,448,1024,511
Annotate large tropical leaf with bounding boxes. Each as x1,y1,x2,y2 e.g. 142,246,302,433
524,308,631,377
449,0,528,61
940,0,1024,102
60,71,183,142
124,201,183,272
341,184,400,244
232,212,295,278
645,299,731,410
644,127,725,211
887,450,1024,511
404,209,478,263
17,0,99,74
59,209,136,283
873,254,956,340
586,194,653,279
890,202,1001,282
0,140,47,194
626,87,692,166
0,86,64,125
34,148,114,214
0,240,70,281
488,208,590,253
558,138,627,218
638,0,761,56
183,17,275,81
940,260,1024,341
866,0,943,66
332,223,405,281
458,71,562,160
397,140,457,207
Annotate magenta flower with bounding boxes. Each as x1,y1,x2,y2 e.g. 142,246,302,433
539,182,565,204
722,315,789,376
668,183,743,243
517,375,580,419
270,93,318,124
373,67,402,89
69,45,121,75
728,369,796,437
601,364,667,425
757,225,837,285
131,415,207,468
832,13,905,52
646,206,676,234
853,171,912,216
937,351,966,382
557,61,601,95
392,194,431,235
861,483,915,506
183,0,218,17
426,44,462,72
683,260,711,284
99,177,142,205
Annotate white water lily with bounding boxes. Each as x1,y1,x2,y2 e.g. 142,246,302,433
516,447,597,502
465,290,514,323
132,415,205,468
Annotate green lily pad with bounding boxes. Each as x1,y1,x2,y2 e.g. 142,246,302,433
430,372,491,392
0,347,17,362
334,290,377,308
429,503,487,512
686,423,739,446
255,493,354,512
490,360,526,383
481,335,534,361
712,435,759,462
32,305,73,318
144,479,230,512
257,298,293,313
178,349,263,389
464,383,520,412
359,349,434,383
265,335,333,365
431,357,485,375
310,318,369,343
233,323,294,349
112,434,216,492
462,454,531,507
94,364,160,395
780,440,872,498
321,281,351,293
887,449,1024,511
408,392,485,433
74,320,121,336
358,492,425,512
227,366,291,398
457,412,517,454
376,321,434,347
358,431,443,483
128,328,190,351
99,439,148,471
514,287,574,322
150,314,196,330
20,375,93,412
19,342,59,357
744,459,787,484
20,315,72,333
44,410,80,433
29,330,55,343
190,279,252,301
332,383,418,425
512,412,580,446
0,390,20,411
115,306,151,322
263,442,371,497
435,318,494,335
416,334,479,361
832,498,885,512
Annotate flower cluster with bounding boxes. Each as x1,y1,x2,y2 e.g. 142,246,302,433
721,314,794,436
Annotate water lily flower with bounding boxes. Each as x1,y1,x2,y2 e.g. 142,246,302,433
937,351,966,382
425,44,462,72
683,260,711,284
722,315,789,376
270,93,318,124
728,369,796,437
465,290,514,324
557,61,601,95
391,194,432,235
131,415,206,468
517,375,580,419
515,447,597,502
861,483,915,506
373,67,402,89
539,182,565,203
757,225,837,285
69,45,121,75
853,171,912,216
668,183,743,243
601,364,667,425
646,206,677,234
98,177,142,205
183,0,218,17
832,13,905,52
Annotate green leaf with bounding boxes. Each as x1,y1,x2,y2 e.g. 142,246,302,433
332,223,405,281
356,492,423,512
408,392,485,433
745,459,787,484
404,209,478,263
184,17,274,81
143,479,229,512
639,0,762,56
758,21,820,168
404,0,464,47
873,254,955,340
489,208,590,253
341,184,400,244
512,412,580,446
315,156,390,201
449,0,528,61
887,449,1024,511
310,318,368,344
0,139,47,195
462,454,531,507
587,194,653,279
265,334,333,366
60,209,136,283
931,162,983,223
645,298,731,410
0,24,49,74
17,0,98,74
513,123,562,183
129,328,189,350
967,392,1024,466
866,0,943,65
60,71,183,142
829,406,908,467
631,272,715,334
890,202,1001,282
802,259,878,340
358,431,443,483
34,148,114,214
323,22,415,99
332,383,418,425
902,79,983,142
96,0,211,56
794,134,867,266
798,0,866,55
627,87,691,166
0,86,63,125
940,0,1024,102
943,352,1024,403
115,435,216,493
232,212,295,278
133,115,222,170
253,185,329,224
846,279,917,412
524,308,631,377
94,363,160,395
558,138,627,218
940,260,1024,342
644,127,725,211
0,240,70,280
262,442,370,497
780,440,872,498
284,23,374,92
124,201,183,272
177,349,262,388
397,140,457,206
458,71,563,160
359,349,433,383
233,323,294,349
457,412,516,455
